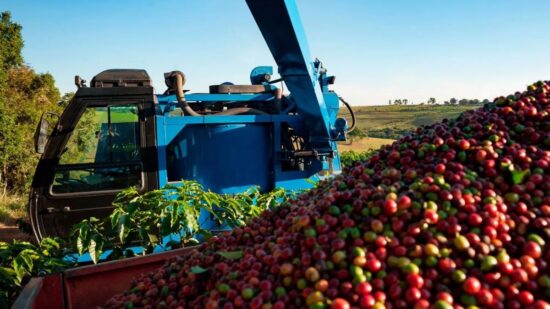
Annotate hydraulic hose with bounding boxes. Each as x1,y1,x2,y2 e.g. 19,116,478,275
216,107,268,115
215,87,280,115
174,72,201,116
213,87,279,115
338,96,356,133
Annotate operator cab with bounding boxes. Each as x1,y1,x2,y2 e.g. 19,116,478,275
30,70,159,240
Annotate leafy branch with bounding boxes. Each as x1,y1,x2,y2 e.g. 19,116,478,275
71,181,290,264
0,238,74,307
340,150,374,168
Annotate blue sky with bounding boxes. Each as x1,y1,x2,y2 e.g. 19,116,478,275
3,0,550,105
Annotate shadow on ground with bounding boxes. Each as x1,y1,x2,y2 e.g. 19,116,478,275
0,223,34,243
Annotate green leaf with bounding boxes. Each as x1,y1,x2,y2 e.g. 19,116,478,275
190,266,208,274
110,209,121,229
43,258,69,269
511,169,529,185
185,238,199,246
88,238,98,264
89,217,100,224
76,236,84,256
147,233,159,245
217,250,243,260
13,255,30,284
88,236,104,264
79,223,89,240
75,222,92,256
182,207,199,232
18,249,39,264
0,266,16,276
306,178,317,185
39,238,61,251
10,241,35,252
160,210,171,235
16,252,33,270
171,204,179,227
138,227,149,242
118,214,127,243
202,192,213,206
0,267,17,283
196,229,213,241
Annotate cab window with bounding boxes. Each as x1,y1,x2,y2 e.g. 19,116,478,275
52,105,142,194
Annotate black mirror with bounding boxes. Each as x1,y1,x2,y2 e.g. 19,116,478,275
34,112,58,154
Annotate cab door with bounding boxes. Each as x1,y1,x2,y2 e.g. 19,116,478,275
30,89,158,240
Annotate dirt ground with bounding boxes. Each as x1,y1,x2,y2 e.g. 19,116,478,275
0,222,34,243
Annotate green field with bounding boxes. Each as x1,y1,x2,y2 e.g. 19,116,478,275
340,104,479,139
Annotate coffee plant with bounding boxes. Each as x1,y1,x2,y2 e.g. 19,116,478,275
0,181,291,306
340,150,374,168
71,180,290,264
0,238,73,308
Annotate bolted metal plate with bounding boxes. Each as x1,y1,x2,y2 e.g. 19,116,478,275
209,84,269,94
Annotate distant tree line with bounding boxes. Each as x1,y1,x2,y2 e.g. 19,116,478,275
388,97,490,106
346,127,410,141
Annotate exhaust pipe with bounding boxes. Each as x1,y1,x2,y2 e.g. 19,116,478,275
165,71,201,116
174,72,202,116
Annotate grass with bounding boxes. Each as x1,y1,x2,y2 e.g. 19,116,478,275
95,107,138,123
337,104,480,151
339,104,478,139
0,195,26,226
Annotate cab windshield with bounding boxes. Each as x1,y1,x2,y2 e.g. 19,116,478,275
51,105,142,194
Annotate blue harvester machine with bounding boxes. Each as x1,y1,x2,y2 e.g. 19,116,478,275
30,0,355,240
